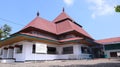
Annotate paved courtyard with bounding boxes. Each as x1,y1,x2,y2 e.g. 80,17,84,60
0,59,120,67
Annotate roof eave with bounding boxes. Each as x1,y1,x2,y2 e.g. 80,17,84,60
0,33,59,47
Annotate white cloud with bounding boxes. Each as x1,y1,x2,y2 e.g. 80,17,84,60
63,0,74,6
87,0,116,18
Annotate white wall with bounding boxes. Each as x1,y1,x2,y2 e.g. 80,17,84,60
24,42,60,61
13,41,26,61
14,48,25,61
57,44,91,59
0,41,91,61
74,44,91,59
24,42,83,61
105,49,120,58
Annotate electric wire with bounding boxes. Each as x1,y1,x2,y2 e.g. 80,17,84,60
0,17,25,26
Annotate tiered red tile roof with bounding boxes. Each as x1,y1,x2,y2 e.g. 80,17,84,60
21,10,92,39
0,10,100,46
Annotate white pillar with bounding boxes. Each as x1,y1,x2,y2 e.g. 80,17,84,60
73,45,82,55
7,49,9,58
13,47,16,58
7,47,14,58
2,48,8,58
56,47,62,54
0,48,2,55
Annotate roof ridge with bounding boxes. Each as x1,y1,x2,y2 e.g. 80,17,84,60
53,11,72,23
97,37,120,41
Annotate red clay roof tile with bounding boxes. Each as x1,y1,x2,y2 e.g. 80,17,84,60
53,12,72,23
96,37,120,44
23,16,56,34
21,11,92,39
55,20,74,34
68,20,92,38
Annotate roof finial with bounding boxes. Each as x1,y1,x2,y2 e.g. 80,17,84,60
62,7,65,12
37,11,39,16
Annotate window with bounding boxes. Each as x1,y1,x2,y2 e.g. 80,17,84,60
47,46,56,54
110,52,117,57
32,44,36,53
16,45,23,53
105,43,120,50
63,46,73,54
66,34,75,39
81,46,90,54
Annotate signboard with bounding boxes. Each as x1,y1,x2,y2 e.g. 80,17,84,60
35,43,47,53
117,52,120,56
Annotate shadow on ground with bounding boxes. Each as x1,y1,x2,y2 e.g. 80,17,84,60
50,63,120,67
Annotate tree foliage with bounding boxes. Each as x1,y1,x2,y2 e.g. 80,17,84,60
115,5,120,12
0,24,11,40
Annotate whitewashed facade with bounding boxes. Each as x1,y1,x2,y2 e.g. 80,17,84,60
0,41,91,62
103,43,120,58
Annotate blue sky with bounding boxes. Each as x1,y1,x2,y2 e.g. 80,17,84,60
0,0,120,40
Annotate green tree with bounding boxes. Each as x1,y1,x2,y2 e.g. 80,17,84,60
0,24,11,40
115,5,120,12
0,29,3,39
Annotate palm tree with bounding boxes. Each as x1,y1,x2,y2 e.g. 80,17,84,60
0,24,11,40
